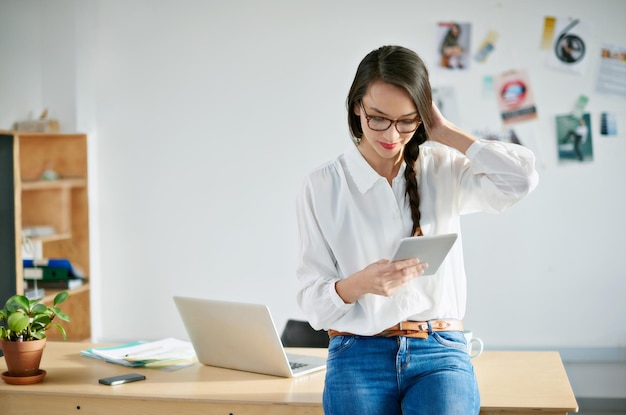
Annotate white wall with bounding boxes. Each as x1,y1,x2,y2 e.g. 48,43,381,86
0,1,43,124
2,0,625,398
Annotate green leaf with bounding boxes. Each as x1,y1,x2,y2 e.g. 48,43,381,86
31,303,48,314
53,291,69,306
7,312,29,333
52,323,67,340
33,315,52,326
55,311,71,322
31,331,45,340
6,295,30,313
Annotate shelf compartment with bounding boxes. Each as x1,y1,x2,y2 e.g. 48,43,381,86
21,187,73,237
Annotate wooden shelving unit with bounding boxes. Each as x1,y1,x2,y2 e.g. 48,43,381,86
0,131,91,341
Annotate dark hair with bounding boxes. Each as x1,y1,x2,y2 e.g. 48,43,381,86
346,45,432,236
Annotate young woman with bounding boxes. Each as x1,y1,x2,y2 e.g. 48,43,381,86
296,45,538,414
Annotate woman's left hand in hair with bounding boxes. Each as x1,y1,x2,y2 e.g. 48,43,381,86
425,102,452,139
426,101,476,154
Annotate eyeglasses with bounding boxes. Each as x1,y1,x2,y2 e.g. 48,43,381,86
360,101,421,134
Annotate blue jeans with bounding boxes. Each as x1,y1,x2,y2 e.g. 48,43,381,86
323,331,480,415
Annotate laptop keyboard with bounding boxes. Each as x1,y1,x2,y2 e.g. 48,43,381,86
289,361,307,370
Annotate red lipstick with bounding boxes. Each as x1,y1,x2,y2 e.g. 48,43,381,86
380,141,398,150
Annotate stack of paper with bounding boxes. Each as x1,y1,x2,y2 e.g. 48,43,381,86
81,338,197,370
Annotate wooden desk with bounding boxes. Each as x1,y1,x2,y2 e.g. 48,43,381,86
0,342,578,415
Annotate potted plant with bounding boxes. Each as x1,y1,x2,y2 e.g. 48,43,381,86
0,291,70,384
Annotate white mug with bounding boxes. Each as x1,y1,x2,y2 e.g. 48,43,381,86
463,330,484,358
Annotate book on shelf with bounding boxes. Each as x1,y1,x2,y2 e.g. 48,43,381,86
23,257,85,290
24,266,69,281
81,338,197,371
25,278,83,290
23,258,85,278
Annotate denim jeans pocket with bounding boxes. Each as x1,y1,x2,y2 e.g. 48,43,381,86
327,335,356,357
432,331,467,352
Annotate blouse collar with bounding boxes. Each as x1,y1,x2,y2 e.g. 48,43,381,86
344,144,406,194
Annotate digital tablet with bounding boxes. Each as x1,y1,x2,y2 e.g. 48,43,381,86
390,233,458,276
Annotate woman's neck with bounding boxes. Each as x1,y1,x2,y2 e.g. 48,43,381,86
358,145,403,185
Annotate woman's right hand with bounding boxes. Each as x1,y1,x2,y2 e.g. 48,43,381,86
335,258,428,304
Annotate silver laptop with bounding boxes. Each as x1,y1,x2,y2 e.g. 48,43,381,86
173,296,327,377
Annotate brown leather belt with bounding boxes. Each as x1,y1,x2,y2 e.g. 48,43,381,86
328,319,463,339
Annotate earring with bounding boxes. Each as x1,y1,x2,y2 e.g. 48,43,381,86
352,136,361,145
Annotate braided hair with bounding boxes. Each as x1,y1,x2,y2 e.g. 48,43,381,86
346,46,432,236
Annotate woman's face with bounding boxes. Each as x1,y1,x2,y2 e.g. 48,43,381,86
354,80,419,168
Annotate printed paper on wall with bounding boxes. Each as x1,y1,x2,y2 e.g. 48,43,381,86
596,43,626,98
493,69,538,125
547,17,592,74
437,22,471,70
556,112,593,163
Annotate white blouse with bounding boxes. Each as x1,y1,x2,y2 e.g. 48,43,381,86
296,140,539,336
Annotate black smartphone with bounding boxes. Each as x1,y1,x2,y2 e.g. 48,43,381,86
98,373,146,386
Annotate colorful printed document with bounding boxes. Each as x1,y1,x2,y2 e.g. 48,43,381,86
81,338,197,370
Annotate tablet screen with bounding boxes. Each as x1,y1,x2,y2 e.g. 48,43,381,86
390,233,458,276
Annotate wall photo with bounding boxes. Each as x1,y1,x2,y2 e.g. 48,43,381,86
556,112,593,162
493,69,538,125
437,22,471,70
